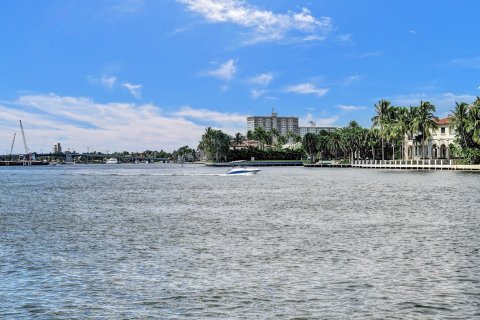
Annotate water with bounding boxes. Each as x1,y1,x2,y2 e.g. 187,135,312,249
1,164,479,319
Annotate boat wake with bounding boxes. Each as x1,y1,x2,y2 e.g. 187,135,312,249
62,172,229,177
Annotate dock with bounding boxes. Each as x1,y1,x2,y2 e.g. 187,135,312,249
305,160,480,171
304,162,351,168
351,159,480,170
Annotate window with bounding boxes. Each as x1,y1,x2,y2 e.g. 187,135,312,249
441,127,445,135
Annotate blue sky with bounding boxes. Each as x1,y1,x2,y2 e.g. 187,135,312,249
1,0,479,152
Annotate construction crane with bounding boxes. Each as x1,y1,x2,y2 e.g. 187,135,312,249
19,120,31,161
9,133,16,161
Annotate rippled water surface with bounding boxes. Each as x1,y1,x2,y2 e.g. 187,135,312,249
1,164,479,319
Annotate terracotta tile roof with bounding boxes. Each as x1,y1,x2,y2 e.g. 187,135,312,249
435,117,450,125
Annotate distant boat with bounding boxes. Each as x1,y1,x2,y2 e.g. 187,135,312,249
226,167,261,175
105,157,118,164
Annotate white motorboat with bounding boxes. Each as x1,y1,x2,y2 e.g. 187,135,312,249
105,157,118,164
226,167,261,175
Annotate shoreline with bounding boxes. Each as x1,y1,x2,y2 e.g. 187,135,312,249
205,160,480,171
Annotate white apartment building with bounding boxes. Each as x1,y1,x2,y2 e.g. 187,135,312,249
247,111,299,135
299,121,337,137
405,118,455,159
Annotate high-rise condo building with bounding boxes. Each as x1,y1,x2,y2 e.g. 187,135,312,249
299,121,337,137
247,111,299,135
53,142,62,153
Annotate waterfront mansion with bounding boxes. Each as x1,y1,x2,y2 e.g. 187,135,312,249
405,118,454,160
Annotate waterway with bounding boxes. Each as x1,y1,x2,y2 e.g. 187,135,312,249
1,164,479,319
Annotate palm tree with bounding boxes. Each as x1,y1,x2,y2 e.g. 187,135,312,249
354,127,369,160
404,106,418,159
286,130,301,144
327,129,343,160
270,128,280,146
367,128,381,160
277,134,288,147
385,107,409,161
253,127,271,150
416,101,438,159
372,99,391,160
342,121,362,163
302,133,318,163
198,127,232,162
316,130,330,160
450,101,470,148
246,130,254,141
468,98,480,145
232,132,245,150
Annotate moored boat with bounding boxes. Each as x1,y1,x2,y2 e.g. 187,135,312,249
105,157,118,164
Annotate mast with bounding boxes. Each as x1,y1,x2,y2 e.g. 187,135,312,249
9,133,16,161
19,120,30,160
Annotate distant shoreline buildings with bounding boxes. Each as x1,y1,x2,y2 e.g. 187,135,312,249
53,142,62,154
299,121,336,137
246,110,336,137
247,110,299,136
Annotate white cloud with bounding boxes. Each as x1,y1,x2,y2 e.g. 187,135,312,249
122,82,142,99
108,0,144,16
178,0,333,44
204,59,236,80
0,94,247,153
389,92,477,117
174,106,246,123
250,89,266,99
101,75,117,89
450,56,480,69
285,83,329,97
336,105,366,111
342,74,361,86
248,73,273,86
88,75,117,89
338,34,352,42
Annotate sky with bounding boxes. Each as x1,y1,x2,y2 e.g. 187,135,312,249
1,0,479,153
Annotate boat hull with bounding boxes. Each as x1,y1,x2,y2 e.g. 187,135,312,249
226,167,261,175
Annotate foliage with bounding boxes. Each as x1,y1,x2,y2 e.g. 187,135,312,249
449,97,480,163
196,97,480,164
231,132,246,150
198,127,232,162
302,133,318,163
226,147,304,162
172,145,197,162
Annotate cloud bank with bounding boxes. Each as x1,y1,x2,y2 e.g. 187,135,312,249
285,83,329,97
0,94,247,153
178,0,333,44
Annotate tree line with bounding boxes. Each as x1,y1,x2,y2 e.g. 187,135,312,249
449,97,480,163
197,97,480,164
